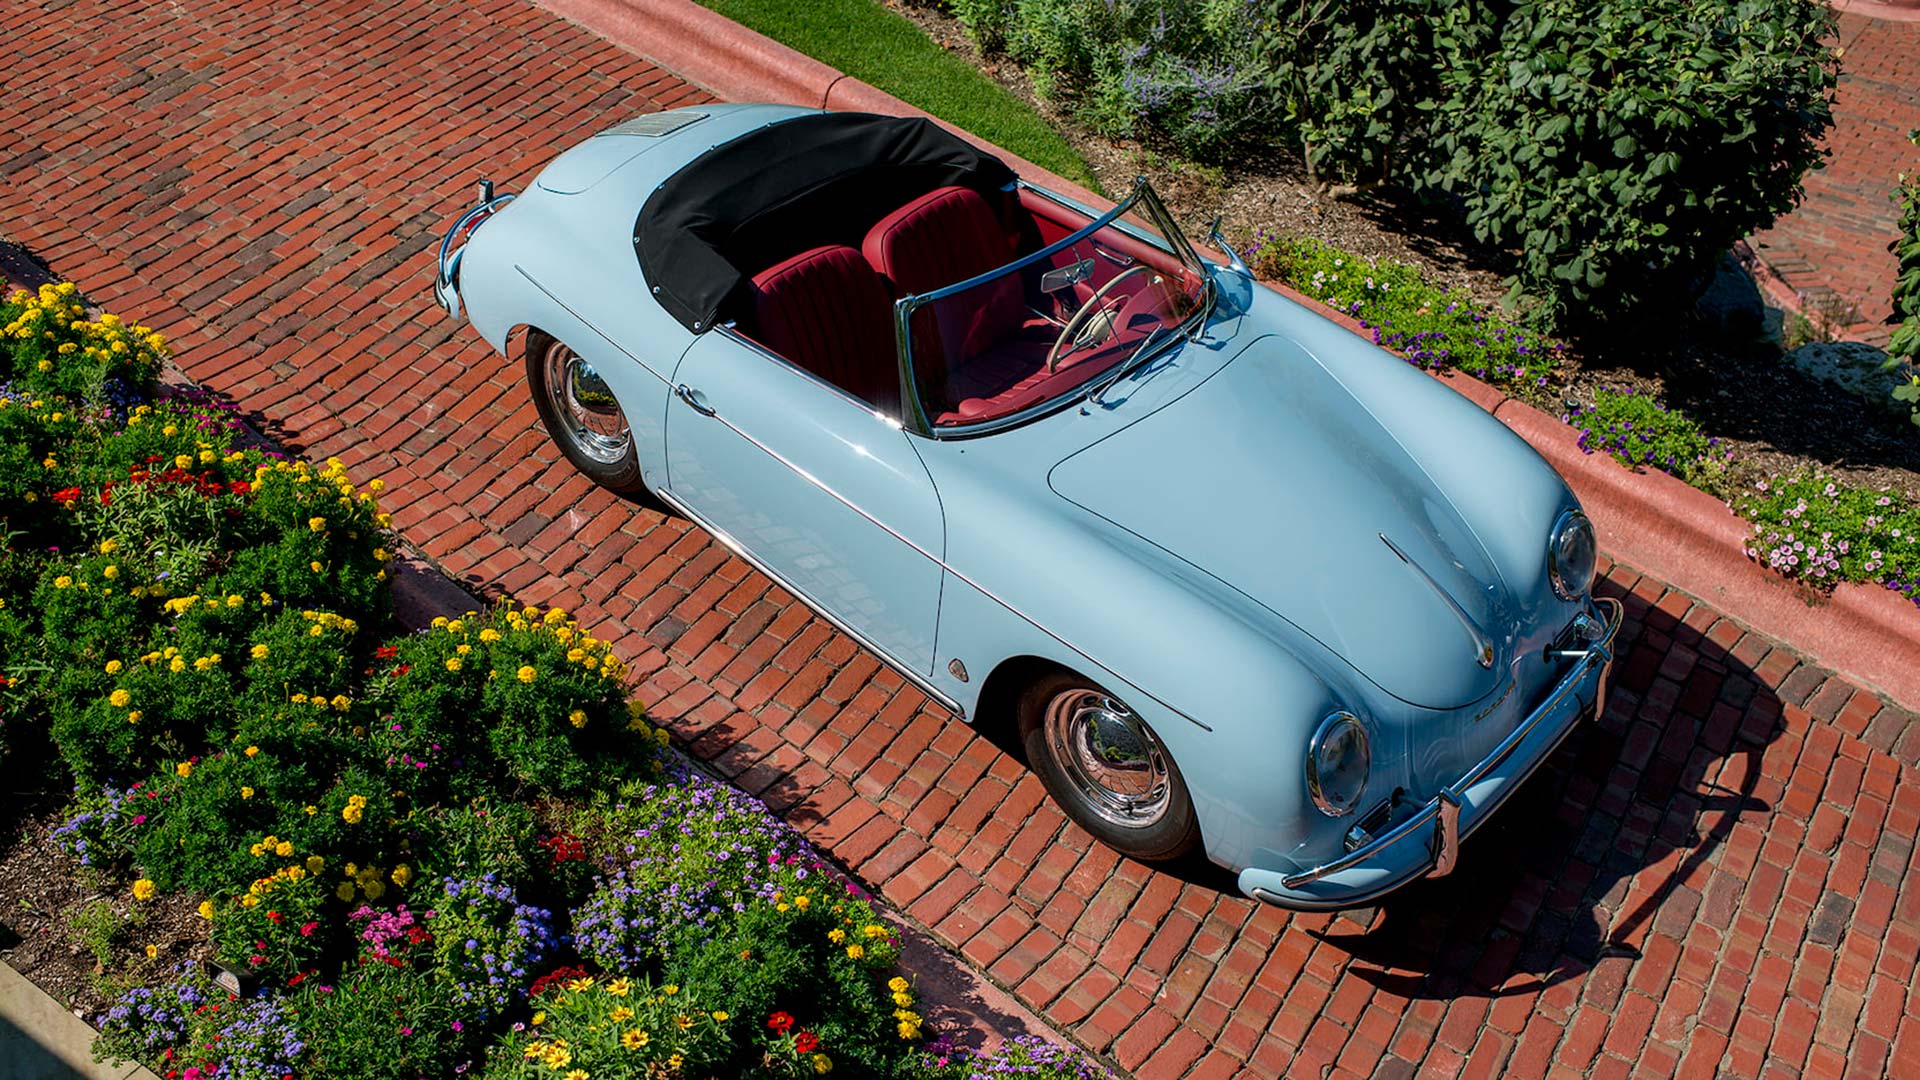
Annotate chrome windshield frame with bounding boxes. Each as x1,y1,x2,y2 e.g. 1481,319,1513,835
892,177,1215,438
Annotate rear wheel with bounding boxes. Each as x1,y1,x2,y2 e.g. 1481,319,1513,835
525,329,645,496
1018,670,1200,862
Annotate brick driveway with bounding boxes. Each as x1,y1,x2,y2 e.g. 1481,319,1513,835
7,2,1920,1077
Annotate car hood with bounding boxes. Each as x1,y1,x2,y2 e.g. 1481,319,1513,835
1047,333,1516,710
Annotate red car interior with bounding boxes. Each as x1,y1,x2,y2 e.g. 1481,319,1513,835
746,244,900,412
736,180,1199,426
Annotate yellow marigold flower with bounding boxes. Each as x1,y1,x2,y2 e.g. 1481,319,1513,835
532,1011,547,1026
516,665,536,683
198,449,216,464
197,900,214,919
240,786,255,799
456,643,471,655
127,710,142,724
568,709,588,729
846,944,865,960
54,575,73,589
274,841,293,857
376,512,392,527
169,657,186,673
193,655,216,671
98,538,118,554
479,628,501,642
391,864,411,887
173,454,192,469
795,895,810,910
131,879,156,901
362,879,385,900
304,805,318,816
662,984,678,996
813,1054,834,1074
445,619,464,634
828,928,845,945
336,882,355,902
249,843,266,857
892,991,914,1007
36,360,52,374
330,694,352,711
342,804,364,825
888,977,910,994
109,689,132,707
306,855,325,874
896,1019,920,1040
99,562,122,580
104,659,123,674
621,1029,647,1049
309,561,324,573
175,761,193,779
863,924,888,939
291,693,308,703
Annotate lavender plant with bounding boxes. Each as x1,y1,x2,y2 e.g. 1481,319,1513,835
571,768,810,968
426,874,559,1019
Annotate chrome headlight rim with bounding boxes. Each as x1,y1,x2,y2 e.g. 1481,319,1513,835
1305,710,1370,818
1547,507,1597,602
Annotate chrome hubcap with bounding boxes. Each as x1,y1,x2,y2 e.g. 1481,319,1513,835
542,341,631,464
1043,688,1171,828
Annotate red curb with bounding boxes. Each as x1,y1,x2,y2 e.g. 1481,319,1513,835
534,0,840,108
1833,0,1920,21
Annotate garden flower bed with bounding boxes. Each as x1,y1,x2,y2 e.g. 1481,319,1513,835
1245,235,1920,614
0,279,1108,1080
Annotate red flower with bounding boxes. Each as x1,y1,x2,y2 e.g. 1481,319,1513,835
289,972,307,986
51,487,81,506
300,922,317,937
768,1011,795,1034
374,646,399,660
795,1032,820,1053
266,911,283,923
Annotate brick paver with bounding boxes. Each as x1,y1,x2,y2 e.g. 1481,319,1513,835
7,2,1920,1077
1749,11,1920,342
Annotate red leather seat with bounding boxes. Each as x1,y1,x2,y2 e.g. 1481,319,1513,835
862,186,1025,391
747,244,899,412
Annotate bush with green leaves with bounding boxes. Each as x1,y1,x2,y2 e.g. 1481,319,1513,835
1566,387,1732,492
1889,129,1920,426
1415,0,1837,324
209,853,331,979
484,975,732,1079
296,951,479,1080
1,282,164,399
127,751,310,891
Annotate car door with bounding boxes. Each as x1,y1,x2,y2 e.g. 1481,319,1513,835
663,331,946,676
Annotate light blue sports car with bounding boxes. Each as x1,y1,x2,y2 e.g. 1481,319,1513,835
432,104,1621,909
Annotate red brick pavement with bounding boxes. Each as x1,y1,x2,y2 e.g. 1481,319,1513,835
7,2,1920,1077
1749,12,1920,342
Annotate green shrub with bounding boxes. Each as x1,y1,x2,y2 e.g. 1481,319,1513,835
1417,0,1837,324
410,800,544,884
209,853,331,979
68,898,146,971
1567,387,1731,491
1889,130,1920,426
1739,475,1920,604
297,957,477,1080
1245,232,1560,388
0,282,164,399
129,751,306,891
484,976,732,1079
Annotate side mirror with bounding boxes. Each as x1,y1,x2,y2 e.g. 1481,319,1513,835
1206,216,1252,278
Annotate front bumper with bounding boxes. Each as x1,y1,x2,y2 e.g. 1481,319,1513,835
1238,595,1623,910
430,180,515,322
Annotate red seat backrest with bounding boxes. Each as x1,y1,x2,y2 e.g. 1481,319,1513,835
747,244,899,413
862,186,1023,385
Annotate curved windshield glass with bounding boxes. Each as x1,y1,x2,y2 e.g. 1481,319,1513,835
898,181,1211,433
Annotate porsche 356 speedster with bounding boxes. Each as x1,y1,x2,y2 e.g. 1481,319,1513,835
432,105,1621,909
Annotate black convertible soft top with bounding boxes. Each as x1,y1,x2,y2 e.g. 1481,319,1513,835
634,112,1019,334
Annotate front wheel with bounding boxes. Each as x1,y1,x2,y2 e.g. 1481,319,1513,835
1018,671,1200,863
525,329,646,496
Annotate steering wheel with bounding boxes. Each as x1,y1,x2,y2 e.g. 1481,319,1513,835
1046,265,1157,373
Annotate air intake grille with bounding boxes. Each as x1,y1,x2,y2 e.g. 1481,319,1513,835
601,111,708,138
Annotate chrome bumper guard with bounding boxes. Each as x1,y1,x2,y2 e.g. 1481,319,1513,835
431,179,515,322
1276,595,1623,891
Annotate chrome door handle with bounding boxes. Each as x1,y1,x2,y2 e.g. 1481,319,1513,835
675,383,716,417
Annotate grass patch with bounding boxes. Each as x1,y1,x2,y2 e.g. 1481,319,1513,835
693,0,1097,189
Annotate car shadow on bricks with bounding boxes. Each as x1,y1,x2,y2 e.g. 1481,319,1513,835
1301,576,1781,1003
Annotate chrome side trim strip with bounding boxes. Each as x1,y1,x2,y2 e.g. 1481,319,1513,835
658,413,1210,731
1273,595,1622,891
653,486,967,718
1379,533,1497,669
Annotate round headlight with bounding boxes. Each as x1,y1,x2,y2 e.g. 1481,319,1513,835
1547,508,1597,601
1306,711,1370,818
